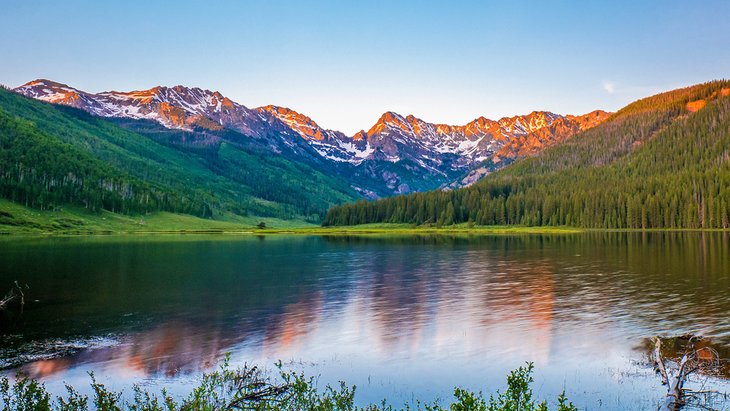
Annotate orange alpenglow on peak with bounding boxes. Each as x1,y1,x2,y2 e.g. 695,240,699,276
258,105,327,140
683,87,730,113
565,110,612,130
12,77,617,194
368,111,414,135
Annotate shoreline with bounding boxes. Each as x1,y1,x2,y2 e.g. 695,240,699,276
4,200,729,237
4,225,730,237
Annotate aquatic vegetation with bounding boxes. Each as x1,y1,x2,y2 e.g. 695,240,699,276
0,361,576,411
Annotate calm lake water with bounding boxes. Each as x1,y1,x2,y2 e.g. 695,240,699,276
1,233,729,409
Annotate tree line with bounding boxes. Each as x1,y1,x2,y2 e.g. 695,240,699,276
323,81,730,229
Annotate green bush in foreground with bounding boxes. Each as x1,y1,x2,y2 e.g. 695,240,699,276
0,360,576,411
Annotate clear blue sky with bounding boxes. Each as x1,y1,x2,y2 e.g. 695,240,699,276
2,0,729,134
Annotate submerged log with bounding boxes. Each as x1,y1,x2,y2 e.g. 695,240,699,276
658,352,692,411
653,337,669,386
0,282,28,332
0,281,25,311
651,335,723,411
654,335,690,410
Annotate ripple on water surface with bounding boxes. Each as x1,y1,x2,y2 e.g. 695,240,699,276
0,232,729,410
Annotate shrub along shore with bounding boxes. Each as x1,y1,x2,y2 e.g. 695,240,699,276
0,361,577,411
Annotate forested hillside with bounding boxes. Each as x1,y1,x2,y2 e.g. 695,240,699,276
323,81,730,229
0,88,357,222
16,79,611,197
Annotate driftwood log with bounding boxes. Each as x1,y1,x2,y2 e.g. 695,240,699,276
0,281,25,311
652,336,724,411
654,336,693,410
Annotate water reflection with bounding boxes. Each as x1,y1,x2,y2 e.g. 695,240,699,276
24,321,227,379
1,232,729,409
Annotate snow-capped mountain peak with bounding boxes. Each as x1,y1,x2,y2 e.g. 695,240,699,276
257,105,374,164
13,79,611,194
15,80,272,135
257,105,327,141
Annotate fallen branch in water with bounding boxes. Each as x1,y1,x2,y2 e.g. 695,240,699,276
654,337,670,386
0,281,26,312
653,335,725,411
223,364,291,409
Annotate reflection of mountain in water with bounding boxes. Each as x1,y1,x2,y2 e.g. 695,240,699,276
1,233,729,382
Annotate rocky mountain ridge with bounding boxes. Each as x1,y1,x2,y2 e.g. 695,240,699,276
14,79,610,195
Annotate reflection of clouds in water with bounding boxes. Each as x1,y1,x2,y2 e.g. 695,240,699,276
30,359,70,378
4,233,730,408
20,247,566,379
262,293,324,355
18,248,568,377
22,322,229,379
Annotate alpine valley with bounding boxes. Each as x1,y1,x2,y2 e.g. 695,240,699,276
0,79,609,228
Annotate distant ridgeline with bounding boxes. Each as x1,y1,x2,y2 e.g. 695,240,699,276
4,78,614,224
323,81,730,229
0,88,357,222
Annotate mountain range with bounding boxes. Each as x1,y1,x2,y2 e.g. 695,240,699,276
13,79,610,196
3,77,729,230
323,80,730,229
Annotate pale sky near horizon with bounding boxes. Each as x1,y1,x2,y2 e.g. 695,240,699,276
2,0,729,135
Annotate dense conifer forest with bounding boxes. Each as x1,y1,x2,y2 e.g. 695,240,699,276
323,81,730,229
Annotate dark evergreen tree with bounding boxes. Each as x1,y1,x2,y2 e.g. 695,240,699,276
323,81,730,229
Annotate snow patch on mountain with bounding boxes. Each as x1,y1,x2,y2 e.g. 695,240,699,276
14,79,611,193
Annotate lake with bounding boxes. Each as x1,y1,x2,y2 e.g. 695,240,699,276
1,233,729,409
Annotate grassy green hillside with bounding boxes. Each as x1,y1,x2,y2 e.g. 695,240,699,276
0,198,315,234
323,80,730,229
0,88,357,224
